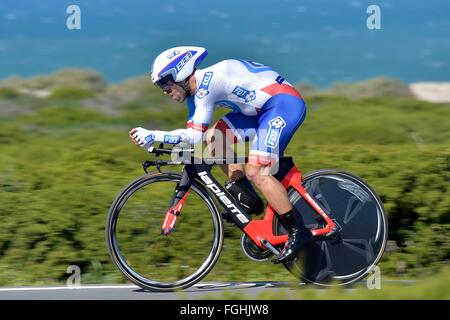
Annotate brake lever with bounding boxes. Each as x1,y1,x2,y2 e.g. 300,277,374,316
156,159,163,173
142,159,167,174
142,160,153,174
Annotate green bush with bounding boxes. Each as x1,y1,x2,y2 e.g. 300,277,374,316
300,96,450,145
0,87,21,99
49,87,96,100
0,69,107,92
296,77,414,100
327,77,413,99
0,73,448,286
0,138,448,285
18,105,112,127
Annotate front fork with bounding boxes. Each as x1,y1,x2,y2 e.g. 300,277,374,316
161,171,191,235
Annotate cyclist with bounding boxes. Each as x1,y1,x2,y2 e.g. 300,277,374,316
130,46,311,263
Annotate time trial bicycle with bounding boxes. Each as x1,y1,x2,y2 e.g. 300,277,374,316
106,145,388,291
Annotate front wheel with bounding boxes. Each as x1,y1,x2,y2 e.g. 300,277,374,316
106,172,224,291
284,170,388,286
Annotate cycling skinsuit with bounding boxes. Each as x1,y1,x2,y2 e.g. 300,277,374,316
152,59,306,166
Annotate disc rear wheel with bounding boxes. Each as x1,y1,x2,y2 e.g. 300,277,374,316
283,170,388,286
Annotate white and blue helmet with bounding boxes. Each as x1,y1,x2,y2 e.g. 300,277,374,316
150,46,208,89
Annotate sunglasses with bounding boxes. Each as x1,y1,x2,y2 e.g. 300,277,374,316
155,74,176,92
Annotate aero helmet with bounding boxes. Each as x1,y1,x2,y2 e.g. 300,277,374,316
151,46,207,91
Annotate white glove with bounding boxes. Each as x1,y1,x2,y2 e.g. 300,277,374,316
133,127,155,151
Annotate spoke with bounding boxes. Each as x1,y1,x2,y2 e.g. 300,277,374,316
313,242,334,282
337,180,371,202
314,192,332,214
305,178,333,216
341,238,375,263
307,177,320,193
343,196,366,225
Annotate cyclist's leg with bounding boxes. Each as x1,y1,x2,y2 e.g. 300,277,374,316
205,112,258,180
245,94,306,213
245,94,311,262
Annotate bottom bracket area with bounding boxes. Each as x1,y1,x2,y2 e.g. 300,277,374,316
240,234,273,262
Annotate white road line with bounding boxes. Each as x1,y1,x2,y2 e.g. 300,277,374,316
0,285,139,292
0,282,242,292
0,280,416,292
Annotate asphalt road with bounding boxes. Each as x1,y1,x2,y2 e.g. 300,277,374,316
0,280,416,300
0,281,299,300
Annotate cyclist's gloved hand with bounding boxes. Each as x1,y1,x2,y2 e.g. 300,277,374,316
133,127,155,151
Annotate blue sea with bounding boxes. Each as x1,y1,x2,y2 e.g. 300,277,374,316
0,0,449,86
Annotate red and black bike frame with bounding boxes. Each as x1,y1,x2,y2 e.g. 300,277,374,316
158,156,338,251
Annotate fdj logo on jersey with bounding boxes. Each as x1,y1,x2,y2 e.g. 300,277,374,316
265,116,286,148
232,86,256,102
163,134,181,144
176,51,194,71
196,72,213,99
202,72,213,86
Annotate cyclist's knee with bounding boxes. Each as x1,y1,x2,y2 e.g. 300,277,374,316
245,163,269,186
245,164,257,182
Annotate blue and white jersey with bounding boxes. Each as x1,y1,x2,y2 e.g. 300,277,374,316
153,59,303,145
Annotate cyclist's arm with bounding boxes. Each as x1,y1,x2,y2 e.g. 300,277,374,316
151,108,212,145
151,69,222,145
152,113,213,146
150,101,214,145
131,104,211,148
150,127,204,145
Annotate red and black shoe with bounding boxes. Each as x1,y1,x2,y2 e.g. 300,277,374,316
274,209,313,264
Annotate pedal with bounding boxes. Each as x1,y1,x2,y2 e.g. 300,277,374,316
260,239,281,256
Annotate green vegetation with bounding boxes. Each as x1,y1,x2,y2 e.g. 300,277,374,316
48,87,96,100
297,77,413,99
0,69,107,92
0,72,448,295
0,87,22,100
328,77,413,99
